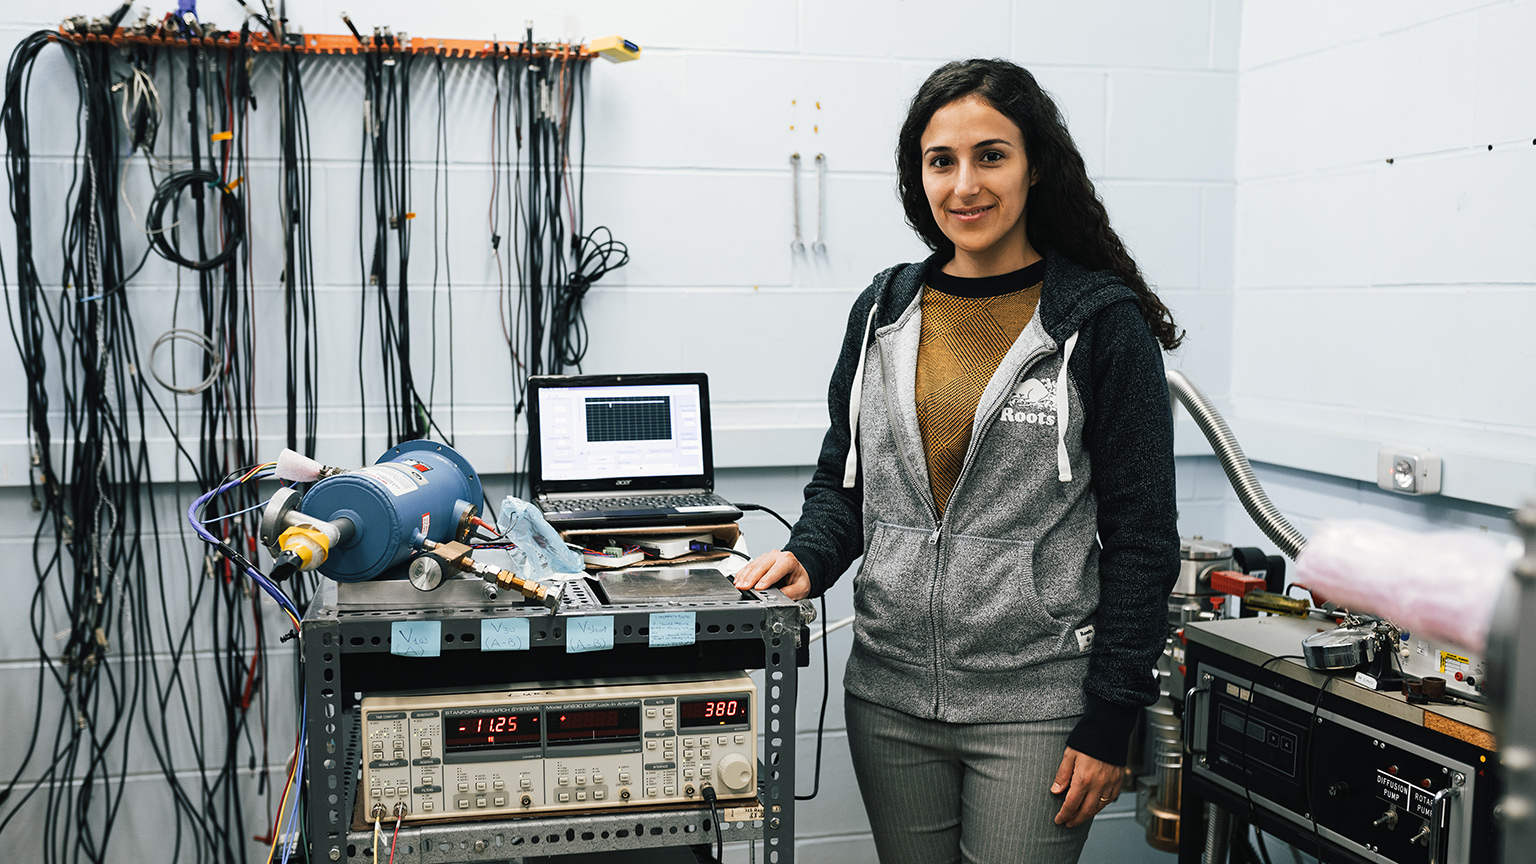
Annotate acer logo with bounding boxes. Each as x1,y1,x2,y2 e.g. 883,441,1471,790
615,479,633,486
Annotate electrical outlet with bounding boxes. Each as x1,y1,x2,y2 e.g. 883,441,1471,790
1376,446,1441,496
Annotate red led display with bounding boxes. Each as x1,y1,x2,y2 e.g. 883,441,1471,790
679,695,750,728
546,706,641,746
443,711,541,754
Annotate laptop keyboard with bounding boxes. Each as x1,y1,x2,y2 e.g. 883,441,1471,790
548,493,733,512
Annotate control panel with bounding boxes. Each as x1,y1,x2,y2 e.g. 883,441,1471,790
1191,664,1495,864
361,674,757,823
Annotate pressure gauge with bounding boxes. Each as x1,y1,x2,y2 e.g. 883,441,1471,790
408,555,445,592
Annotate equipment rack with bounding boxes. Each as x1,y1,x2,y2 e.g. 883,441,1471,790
300,580,807,864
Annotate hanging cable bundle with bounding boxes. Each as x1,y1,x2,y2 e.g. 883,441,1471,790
145,169,244,270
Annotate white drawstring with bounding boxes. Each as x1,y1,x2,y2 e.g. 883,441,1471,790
1055,332,1080,482
842,304,879,488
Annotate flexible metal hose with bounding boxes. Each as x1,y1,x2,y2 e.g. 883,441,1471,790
1203,801,1231,864
1166,369,1307,559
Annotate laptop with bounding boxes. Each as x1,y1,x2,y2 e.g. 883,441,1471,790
526,373,743,531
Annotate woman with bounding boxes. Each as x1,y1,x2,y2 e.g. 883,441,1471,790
733,59,1182,864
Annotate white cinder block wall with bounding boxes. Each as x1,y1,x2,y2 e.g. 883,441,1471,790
1214,0,1536,548
1,1,1531,862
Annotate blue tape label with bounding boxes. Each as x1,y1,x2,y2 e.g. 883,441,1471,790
566,616,615,653
391,620,441,657
649,612,696,648
481,618,530,651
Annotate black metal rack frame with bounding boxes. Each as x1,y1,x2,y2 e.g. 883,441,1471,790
301,580,806,864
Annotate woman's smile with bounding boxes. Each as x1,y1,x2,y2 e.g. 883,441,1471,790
920,95,1039,277
949,204,995,222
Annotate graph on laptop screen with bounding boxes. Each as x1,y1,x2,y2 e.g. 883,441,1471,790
536,382,705,481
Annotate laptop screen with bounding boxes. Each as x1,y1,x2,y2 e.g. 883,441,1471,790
528,374,713,492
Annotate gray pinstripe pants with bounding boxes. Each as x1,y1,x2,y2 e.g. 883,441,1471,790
845,692,1095,864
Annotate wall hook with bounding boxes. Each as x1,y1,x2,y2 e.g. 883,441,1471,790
790,153,805,252
812,153,827,253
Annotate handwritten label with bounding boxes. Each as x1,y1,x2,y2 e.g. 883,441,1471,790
649,612,696,648
481,618,530,652
391,620,441,657
566,616,615,654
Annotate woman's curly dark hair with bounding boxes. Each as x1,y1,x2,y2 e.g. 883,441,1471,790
897,59,1183,351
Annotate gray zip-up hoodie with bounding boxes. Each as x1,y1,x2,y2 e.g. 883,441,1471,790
784,252,1180,762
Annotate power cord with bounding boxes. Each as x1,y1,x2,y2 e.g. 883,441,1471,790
701,784,724,863
729,501,831,801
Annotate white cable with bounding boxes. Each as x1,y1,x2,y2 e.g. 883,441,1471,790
807,615,855,644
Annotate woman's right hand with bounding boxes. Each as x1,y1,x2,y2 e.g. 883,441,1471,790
732,550,811,599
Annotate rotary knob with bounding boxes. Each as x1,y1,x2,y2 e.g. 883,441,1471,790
718,753,753,793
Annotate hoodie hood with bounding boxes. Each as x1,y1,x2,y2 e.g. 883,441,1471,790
840,251,1138,488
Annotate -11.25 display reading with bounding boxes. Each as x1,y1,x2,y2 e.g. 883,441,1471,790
679,695,750,728
444,711,541,754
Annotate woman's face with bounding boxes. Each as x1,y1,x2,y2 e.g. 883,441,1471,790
919,95,1036,274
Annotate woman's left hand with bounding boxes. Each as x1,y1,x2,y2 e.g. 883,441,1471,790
1049,747,1123,828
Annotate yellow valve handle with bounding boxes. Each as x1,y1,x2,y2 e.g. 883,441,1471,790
278,524,332,570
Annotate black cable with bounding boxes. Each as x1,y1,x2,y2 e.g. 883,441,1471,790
695,543,752,562
725,502,832,800
701,784,724,864
145,169,244,271
550,225,628,372
733,502,795,533
1254,827,1275,864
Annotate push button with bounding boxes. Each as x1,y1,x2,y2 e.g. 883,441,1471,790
558,792,571,803
456,798,471,810
594,789,607,800
475,796,487,808
492,796,506,807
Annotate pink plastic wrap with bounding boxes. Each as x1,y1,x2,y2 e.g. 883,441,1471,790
1293,520,1514,654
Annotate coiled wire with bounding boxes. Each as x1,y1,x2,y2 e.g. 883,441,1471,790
145,168,244,270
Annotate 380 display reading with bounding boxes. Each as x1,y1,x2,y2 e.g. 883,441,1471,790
443,711,540,754
679,695,750,727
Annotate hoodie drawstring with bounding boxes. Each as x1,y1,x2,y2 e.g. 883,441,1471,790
1055,331,1080,482
842,304,880,488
